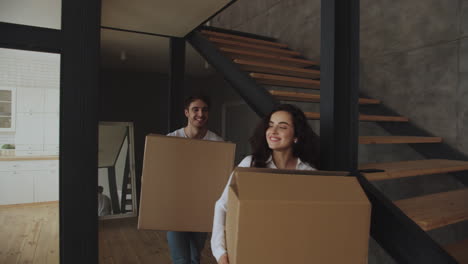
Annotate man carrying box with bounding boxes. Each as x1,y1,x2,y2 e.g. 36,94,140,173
166,95,223,264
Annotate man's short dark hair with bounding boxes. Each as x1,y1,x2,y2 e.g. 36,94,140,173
98,185,104,193
184,95,211,110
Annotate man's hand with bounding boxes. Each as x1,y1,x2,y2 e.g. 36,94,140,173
218,253,229,264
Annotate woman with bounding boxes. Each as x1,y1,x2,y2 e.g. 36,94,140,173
211,104,320,264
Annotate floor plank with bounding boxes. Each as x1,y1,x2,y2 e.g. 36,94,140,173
0,202,59,264
99,217,217,264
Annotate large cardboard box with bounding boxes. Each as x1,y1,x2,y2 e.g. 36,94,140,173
138,134,235,232
226,167,371,264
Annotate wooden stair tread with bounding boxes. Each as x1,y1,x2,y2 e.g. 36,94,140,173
304,112,408,122
250,72,320,89
234,59,320,79
209,37,300,57
269,90,381,104
360,159,468,181
445,239,468,263
201,30,288,48
359,136,443,144
395,189,468,231
220,47,319,67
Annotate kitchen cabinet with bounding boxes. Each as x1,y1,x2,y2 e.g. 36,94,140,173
0,87,15,131
44,89,59,113
14,87,59,156
0,159,58,205
15,112,44,155
0,170,35,205
16,87,44,113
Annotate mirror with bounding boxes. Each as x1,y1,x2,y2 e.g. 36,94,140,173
98,122,137,219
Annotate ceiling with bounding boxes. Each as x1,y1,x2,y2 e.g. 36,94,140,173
100,0,232,76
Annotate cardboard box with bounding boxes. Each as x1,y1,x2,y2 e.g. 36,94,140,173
138,134,235,232
226,167,371,264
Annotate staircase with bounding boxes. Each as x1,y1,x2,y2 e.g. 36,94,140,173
190,27,468,263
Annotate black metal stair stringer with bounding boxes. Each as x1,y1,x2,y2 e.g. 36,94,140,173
356,173,458,264
186,30,279,118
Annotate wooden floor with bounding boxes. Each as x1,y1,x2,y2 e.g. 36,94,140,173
0,202,59,264
99,217,217,264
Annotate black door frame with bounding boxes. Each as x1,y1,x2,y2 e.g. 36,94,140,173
0,0,101,263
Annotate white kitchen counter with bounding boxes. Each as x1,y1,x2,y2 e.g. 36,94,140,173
0,155,58,161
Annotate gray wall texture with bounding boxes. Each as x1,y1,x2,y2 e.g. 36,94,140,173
203,0,468,263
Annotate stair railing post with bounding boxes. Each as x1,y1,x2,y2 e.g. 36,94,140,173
168,37,186,132
320,0,360,173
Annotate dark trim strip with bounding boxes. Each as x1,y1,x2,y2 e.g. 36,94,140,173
101,26,174,38
120,149,131,213
187,31,279,117
356,173,458,263
198,25,277,42
0,22,61,53
107,167,121,214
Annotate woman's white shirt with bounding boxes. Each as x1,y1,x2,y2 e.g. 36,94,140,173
211,155,316,261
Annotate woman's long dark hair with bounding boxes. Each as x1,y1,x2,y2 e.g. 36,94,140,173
249,104,320,168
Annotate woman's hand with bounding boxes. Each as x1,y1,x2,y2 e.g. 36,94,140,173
218,253,229,264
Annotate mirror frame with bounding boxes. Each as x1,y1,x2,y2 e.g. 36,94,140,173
98,121,137,220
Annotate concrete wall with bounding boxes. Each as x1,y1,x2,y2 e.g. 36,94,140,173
207,0,468,262
211,0,468,160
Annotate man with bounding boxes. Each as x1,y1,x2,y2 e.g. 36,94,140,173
166,95,223,264
97,185,112,216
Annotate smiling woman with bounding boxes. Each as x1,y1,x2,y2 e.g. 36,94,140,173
211,104,320,264
250,104,320,169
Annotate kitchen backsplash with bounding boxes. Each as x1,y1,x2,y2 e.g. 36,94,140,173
0,134,14,145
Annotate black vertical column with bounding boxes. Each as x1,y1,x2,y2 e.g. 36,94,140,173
319,0,360,172
168,37,186,132
61,0,100,263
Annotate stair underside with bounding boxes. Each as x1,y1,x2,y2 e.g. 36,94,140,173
269,90,380,104
305,112,408,122
395,189,468,231
359,136,443,144
201,30,288,48
360,159,468,181
444,239,468,264
234,59,320,79
220,47,319,67
251,72,320,89
210,37,300,57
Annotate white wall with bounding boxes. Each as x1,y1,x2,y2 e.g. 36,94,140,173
0,0,61,29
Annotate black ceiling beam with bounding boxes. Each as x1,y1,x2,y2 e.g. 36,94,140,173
0,22,61,53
